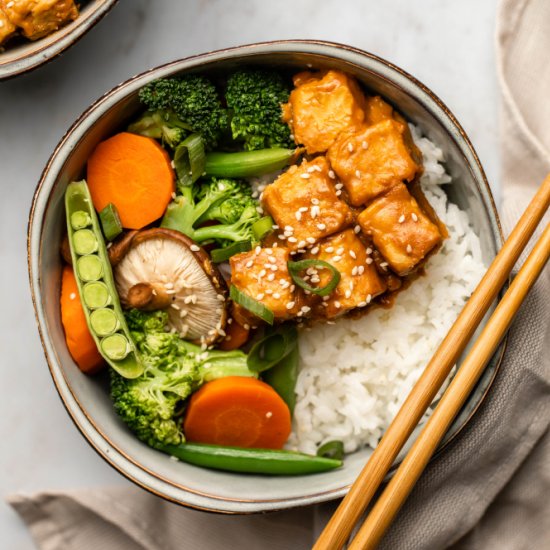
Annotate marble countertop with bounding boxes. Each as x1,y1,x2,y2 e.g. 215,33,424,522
0,1,500,547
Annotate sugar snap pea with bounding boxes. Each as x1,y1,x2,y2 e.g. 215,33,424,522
204,148,296,178
159,442,343,475
65,181,143,379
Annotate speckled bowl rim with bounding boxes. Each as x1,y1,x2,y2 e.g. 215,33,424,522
0,0,118,81
28,40,506,513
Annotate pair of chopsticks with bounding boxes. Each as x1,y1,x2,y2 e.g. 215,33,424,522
314,175,550,550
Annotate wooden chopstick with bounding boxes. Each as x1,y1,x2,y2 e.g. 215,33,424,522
349,220,550,549
313,174,550,550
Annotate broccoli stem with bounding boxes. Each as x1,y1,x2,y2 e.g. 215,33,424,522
204,148,296,178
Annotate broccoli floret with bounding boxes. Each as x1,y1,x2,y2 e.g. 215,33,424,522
161,177,262,247
226,69,294,151
139,76,229,150
127,110,192,149
112,310,255,448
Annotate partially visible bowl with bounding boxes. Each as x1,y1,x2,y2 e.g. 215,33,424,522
0,0,117,80
28,41,505,513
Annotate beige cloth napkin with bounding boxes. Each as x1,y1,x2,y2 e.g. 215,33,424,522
9,0,550,548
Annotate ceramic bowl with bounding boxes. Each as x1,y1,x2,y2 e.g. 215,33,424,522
0,0,117,80
28,41,504,513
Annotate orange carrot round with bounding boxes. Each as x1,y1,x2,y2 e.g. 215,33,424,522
184,377,291,449
217,320,250,351
87,132,175,229
60,265,104,374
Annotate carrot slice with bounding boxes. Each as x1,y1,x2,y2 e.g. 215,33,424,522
217,320,250,351
87,132,175,229
184,377,291,449
60,265,104,374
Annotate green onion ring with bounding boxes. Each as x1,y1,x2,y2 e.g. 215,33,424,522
316,440,344,461
247,325,298,373
252,216,275,241
230,285,274,325
287,259,341,297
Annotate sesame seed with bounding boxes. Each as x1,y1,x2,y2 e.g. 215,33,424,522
255,246,262,254
266,411,273,418
256,206,264,214
326,246,334,253
265,289,273,295
179,310,188,318
367,294,372,303
299,206,309,213
243,324,250,330
349,250,357,259
380,262,389,269
362,141,369,149
355,170,361,178
267,273,275,281
354,225,361,234
336,190,342,196
256,293,265,300
398,215,406,224
265,248,273,255
217,294,225,301
268,256,277,263
334,301,341,308
311,246,319,255
347,142,354,153
335,182,344,190
412,213,419,222
311,198,320,205
259,269,267,277
69,292,76,300
297,240,306,248
358,301,367,307
288,236,298,243
300,173,311,179
306,237,316,244
295,211,302,221
278,234,287,240
166,289,176,295
290,285,296,292
286,301,295,310
317,223,326,231
297,311,304,317
310,276,320,283
301,305,311,313
336,247,345,255
284,225,294,232
328,170,336,179
190,244,200,252
311,205,320,218
164,282,174,289
406,244,413,254
366,258,374,264
307,166,315,173
358,265,365,274
184,296,192,304
246,260,254,268
366,247,373,254
269,265,278,271
171,303,180,310
332,255,342,262
171,191,176,199
351,266,358,276
0,21,3,28
273,292,281,299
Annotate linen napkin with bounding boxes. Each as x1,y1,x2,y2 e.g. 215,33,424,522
9,0,550,548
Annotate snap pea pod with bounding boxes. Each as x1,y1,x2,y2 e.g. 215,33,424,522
159,442,342,475
204,148,296,178
263,341,299,415
65,181,143,379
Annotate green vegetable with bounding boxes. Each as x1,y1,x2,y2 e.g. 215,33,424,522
158,442,342,475
316,440,345,461
230,285,274,325
204,148,295,178
252,215,274,241
210,240,252,263
65,181,143,379
138,76,229,150
288,259,341,297
127,109,192,149
112,310,256,448
99,203,123,241
248,325,298,373
225,69,294,151
173,133,205,187
263,341,299,414
161,177,262,248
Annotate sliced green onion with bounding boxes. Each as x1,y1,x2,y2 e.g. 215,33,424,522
252,216,274,242
287,259,341,297
230,285,274,325
99,203,123,241
210,240,252,263
247,325,298,373
204,148,295,178
174,133,205,189
316,440,344,461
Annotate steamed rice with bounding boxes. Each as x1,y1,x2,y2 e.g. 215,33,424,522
286,126,486,454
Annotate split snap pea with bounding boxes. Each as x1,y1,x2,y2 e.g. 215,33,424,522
65,181,143,379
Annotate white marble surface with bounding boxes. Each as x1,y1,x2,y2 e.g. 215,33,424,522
0,1,501,548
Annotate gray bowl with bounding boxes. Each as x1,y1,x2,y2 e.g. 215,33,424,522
0,0,117,80
28,41,504,513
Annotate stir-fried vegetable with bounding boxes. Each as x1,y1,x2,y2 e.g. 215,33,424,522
204,148,295,178
287,259,341,297
158,442,342,475
65,181,144,379
98,203,123,241
173,133,206,187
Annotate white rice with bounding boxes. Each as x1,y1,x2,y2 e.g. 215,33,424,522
286,126,486,455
